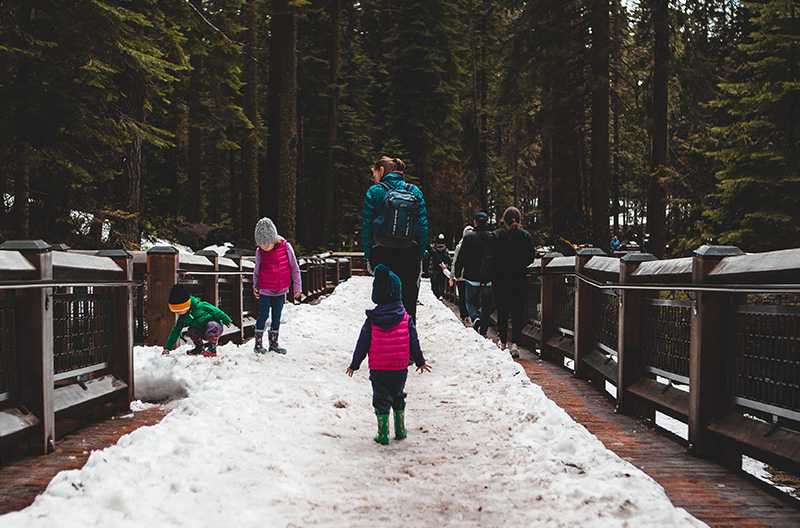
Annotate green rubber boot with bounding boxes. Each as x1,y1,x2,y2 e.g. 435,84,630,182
394,409,407,440
374,413,390,445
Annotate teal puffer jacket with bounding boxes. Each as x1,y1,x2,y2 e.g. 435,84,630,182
361,172,429,260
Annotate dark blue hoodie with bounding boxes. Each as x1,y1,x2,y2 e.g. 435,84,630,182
349,300,425,371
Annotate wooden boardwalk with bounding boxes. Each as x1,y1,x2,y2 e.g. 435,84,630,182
515,347,800,527
0,407,166,515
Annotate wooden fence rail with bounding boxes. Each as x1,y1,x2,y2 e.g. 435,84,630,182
0,242,358,464
443,244,800,477
0,241,134,462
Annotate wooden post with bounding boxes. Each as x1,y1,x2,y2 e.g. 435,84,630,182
196,250,220,306
230,255,245,345
97,249,134,408
689,244,743,460
0,240,55,454
574,248,606,378
145,246,178,347
616,252,656,414
539,252,563,362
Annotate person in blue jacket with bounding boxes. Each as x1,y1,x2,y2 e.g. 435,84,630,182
362,156,429,321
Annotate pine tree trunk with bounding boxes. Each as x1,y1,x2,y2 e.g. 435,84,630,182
230,149,241,242
610,0,621,235
185,50,205,222
322,0,342,246
265,0,284,221
591,0,611,249
118,71,146,250
242,0,260,237
14,144,30,239
188,39,205,223
0,167,6,230
474,1,489,212
267,0,298,240
649,0,669,257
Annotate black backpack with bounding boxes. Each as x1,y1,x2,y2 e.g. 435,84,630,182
374,181,419,248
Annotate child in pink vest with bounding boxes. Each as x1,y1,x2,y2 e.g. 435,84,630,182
253,217,302,354
346,265,431,445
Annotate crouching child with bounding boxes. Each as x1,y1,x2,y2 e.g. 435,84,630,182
346,265,432,445
162,284,233,357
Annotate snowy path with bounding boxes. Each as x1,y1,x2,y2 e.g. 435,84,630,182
0,277,703,527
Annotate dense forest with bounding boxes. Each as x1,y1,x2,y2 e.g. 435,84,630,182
0,0,798,256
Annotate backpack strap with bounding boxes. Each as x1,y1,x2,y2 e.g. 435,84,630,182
379,181,393,192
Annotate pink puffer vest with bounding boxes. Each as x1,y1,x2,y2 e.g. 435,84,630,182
368,313,411,370
257,242,291,292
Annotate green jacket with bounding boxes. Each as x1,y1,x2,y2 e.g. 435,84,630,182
164,296,232,350
361,172,430,260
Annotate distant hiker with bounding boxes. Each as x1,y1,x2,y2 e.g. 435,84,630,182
429,234,451,299
488,207,535,358
161,284,232,358
421,244,432,279
450,225,474,325
252,217,302,354
362,156,430,321
453,212,494,336
346,265,431,445
610,234,622,252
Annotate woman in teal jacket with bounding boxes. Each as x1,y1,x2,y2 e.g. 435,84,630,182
361,156,429,321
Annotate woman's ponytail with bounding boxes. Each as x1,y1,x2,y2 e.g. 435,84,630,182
373,155,406,174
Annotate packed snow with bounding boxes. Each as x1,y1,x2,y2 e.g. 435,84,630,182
0,277,703,527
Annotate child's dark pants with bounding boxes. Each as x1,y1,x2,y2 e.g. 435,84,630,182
370,370,408,414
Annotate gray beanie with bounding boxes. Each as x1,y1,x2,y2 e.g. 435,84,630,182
255,217,280,246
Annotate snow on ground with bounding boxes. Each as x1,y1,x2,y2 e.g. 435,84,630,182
0,277,703,527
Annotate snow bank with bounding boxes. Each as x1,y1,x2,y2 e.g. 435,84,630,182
0,278,703,527
201,242,234,256
133,347,190,403
140,237,195,254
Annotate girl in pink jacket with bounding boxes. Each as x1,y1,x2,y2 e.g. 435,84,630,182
346,265,431,445
253,217,302,354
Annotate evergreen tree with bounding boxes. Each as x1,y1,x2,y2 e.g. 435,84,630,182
707,0,800,250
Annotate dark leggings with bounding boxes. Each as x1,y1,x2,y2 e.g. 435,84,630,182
494,279,526,345
370,246,421,321
370,370,408,414
457,281,468,319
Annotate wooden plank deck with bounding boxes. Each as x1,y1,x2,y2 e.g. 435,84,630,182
515,349,800,527
0,407,166,515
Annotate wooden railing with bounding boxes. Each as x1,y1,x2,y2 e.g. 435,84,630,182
444,245,800,476
0,241,134,460
0,242,359,463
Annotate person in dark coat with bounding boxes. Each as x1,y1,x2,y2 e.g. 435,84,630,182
453,212,494,336
429,234,451,299
489,206,535,358
450,225,474,324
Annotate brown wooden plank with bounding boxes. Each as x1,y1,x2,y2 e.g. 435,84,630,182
545,335,575,358
627,378,690,420
583,348,618,384
709,411,800,474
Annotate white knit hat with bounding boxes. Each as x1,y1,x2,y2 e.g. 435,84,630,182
254,217,279,246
